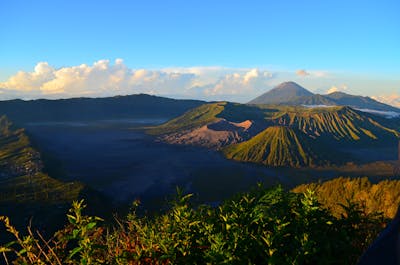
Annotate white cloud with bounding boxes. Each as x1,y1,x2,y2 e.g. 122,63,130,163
372,94,400,108
327,84,348,94
294,69,329,79
296,69,310,77
1,60,395,104
2,62,55,91
0,60,274,101
203,68,272,96
0,59,197,98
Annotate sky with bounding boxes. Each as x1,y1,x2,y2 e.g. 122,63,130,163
0,0,399,106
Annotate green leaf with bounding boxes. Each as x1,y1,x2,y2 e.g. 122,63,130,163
69,246,82,259
72,229,80,238
67,214,77,225
86,222,97,230
18,248,27,255
0,247,12,253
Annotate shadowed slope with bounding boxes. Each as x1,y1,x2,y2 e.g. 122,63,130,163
0,94,204,124
0,115,83,203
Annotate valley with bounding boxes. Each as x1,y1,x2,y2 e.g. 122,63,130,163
0,90,399,263
23,118,284,204
0,89,399,236
3,2,399,262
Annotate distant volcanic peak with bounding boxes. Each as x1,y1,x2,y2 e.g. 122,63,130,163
248,81,314,105
273,81,313,95
327,91,349,96
276,81,309,90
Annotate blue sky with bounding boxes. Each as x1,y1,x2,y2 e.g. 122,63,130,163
0,0,399,105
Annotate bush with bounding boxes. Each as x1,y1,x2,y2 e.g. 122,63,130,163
0,185,386,264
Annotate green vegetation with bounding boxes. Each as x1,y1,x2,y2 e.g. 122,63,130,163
268,106,399,141
217,102,267,122
150,101,400,167
0,115,83,204
293,177,400,218
0,173,82,203
147,102,227,135
223,126,316,167
0,184,388,264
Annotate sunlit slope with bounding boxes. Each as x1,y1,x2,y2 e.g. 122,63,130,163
221,106,399,167
148,102,268,134
270,106,400,142
147,102,227,135
0,116,83,203
152,103,399,143
293,177,400,218
223,126,317,167
147,102,269,148
149,102,399,167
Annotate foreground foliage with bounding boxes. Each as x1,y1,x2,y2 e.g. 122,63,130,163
293,177,400,218
1,185,386,264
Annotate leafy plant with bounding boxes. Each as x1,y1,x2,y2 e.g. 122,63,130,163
0,185,388,264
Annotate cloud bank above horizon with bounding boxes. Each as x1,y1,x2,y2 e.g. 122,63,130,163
0,59,275,102
0,59,399,107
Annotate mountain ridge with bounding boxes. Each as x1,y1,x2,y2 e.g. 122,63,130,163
150,102,400,167
0,94,205,125
248,81,399,112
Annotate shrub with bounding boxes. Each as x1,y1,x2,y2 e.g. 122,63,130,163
0,186,386,264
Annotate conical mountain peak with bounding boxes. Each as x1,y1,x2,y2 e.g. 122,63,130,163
248,81,313,104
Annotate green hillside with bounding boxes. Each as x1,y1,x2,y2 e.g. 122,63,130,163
293,177,400,218
269,106,400,142
147,102,227,134
223,126,316,167
150,102,399,167
0,115,83,204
